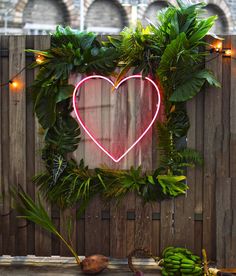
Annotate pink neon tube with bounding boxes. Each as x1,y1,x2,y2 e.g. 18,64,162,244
73,75,161,163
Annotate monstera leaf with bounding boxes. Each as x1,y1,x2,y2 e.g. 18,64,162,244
45,115,81,154
34,93,57,129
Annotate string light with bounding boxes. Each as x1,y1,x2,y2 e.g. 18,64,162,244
223,48,232,57
35,54,44,64
9,80,18,88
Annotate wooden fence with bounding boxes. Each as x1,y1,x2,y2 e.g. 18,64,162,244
0,35,235,267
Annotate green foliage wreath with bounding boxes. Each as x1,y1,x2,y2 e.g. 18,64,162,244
29,0,220,210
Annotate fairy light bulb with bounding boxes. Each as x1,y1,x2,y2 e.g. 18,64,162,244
215,42,222,52
224,49,232,57
9,80,18,88
36,55,44,64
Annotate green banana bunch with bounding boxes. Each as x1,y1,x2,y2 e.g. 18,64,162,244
161,247,203,276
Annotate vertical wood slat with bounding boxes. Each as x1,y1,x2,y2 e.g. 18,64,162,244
100,80,111,256
126,79,137,256
173,98,196,251
25,36,36,255
194,90,204,256
228,35,236,268
203,37,223,260
69,74,85,256
84,79,103,256
0,35,2,255
109,79,127,258
0,36,11,255
34,36,51,256
215,36,232,267
135,79,152,251
9,36,27,256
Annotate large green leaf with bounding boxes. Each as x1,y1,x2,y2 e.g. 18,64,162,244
56,85,74,103
157,175,187,196
11,187,80,264
45,115,81,154
189,16,217,45
35,93,57,129
158,32,188,80
170,69,221,102
52,154,67,184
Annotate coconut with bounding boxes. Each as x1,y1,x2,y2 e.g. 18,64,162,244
81,254,109,274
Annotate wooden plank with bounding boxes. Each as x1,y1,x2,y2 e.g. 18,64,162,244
68,74,85,256
215,177,231,267
217,36,231,178
173,99,196,251
151,80,163,257
9,36,27,255
194,90,204,256
84,78,103,256
60,208,76,257
34,35,51,256
0,36,11,255
135,78,152,251
226,177,236,267
0,35,2,255
25,35,36,255
230,37,236,178
228,35,236,267
126,77,137,256
203,37,222,261
51,205,60,255
109,77,129,258
160,199,174,252
100,79,111,256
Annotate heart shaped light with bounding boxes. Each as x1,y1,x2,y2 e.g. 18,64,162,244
73,75,161,163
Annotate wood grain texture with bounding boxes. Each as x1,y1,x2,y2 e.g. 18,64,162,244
194,90,204,256
0,36,11,256
9,36,27,256
173,98,196,251
203,37,223,260
84,79,103,256
34,36,51,256
25,35,36,255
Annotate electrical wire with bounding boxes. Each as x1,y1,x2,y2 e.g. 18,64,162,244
0,65,29,87
0,51,235,88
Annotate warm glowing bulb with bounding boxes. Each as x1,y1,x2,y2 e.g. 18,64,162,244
224,49,232,57
10,81,18,88
36,55,44,64
215,42,223,52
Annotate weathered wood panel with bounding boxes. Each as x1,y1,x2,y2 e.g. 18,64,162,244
34,36,51,256
0,35,235,266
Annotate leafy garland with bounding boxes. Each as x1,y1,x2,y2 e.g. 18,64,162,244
30,0,220,210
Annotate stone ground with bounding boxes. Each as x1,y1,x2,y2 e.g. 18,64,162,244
0,265,161,276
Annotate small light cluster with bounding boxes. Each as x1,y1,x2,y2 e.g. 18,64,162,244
211,41,232,57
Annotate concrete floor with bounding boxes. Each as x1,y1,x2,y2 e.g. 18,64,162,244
0,265,161,276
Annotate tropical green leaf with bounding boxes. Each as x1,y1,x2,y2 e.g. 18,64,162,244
56,85,74,103
52,155,67,184
170,69,221,102
158,32,188,80
45,115,80,154
34,93,57,129
189,16,217,44
11,186,80,264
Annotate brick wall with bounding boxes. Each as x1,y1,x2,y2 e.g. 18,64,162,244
0,0,236,34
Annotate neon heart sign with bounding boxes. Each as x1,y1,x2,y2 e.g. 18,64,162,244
73,75,161,163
